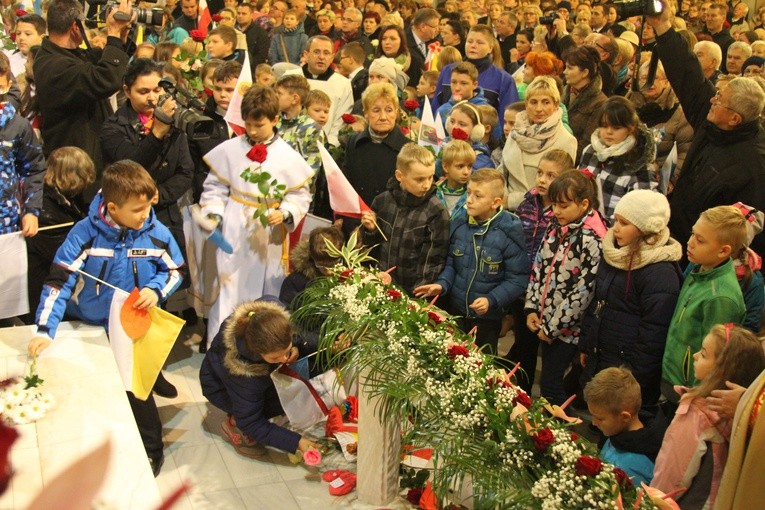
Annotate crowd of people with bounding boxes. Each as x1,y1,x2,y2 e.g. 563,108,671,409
3,0,765,506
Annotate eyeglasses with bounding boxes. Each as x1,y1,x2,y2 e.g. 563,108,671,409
713,90,738,113
342,16,359,22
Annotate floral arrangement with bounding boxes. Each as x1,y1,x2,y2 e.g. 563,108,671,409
291,236,671,509
240,144,287,227
174,46,207,95
1,358,55,426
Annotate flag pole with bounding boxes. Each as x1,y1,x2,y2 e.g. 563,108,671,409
372,218,388,241
62,263,128,295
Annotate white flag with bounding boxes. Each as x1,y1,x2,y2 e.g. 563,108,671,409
223,51,252,136
0,232,29,319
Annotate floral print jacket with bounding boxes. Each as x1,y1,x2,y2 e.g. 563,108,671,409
524,210,606,344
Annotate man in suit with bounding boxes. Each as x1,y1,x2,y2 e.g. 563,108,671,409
406,8,440,87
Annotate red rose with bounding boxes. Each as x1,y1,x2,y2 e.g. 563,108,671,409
575,455,603,477
447,344,469,359
189,29,206,42
569,432,579,442
612,467,633,489
427,310,445,325
338,269,354,282
513,391,532,408
406,487,424,505
15,9,27,17
386,289,402,301
403,99,420,111
246,144,268,163
204,86,214,97
212,13,222,22
401,127,410,136
341,113,356,124
1,421,19,495
451,127,469,141
532,427,555,452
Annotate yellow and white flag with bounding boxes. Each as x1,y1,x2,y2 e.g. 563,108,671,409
108,289,185,400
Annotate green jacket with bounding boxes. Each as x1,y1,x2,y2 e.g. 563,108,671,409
662,258,745,387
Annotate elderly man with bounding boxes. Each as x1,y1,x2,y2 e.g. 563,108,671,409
336,7,375,57
584,32,618,95
286,36,353,146
406,7,440,87
647,0,765,257
693,40,723,81
495,10,518,66
726,40,753,75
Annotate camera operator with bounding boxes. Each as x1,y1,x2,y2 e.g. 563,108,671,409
35,0,134,193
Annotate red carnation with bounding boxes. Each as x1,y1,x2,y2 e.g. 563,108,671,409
427,310,445,325
189,29,206,42
447,344,469,359
386,289,402,301
341,113,356,124
15,9,27,17
612,467,633,489
451,127,469,141
401,127,410,136
575,455,603,477
338,269,354,282
406,487,424,505
513,391,532,408
212,13,222,22
246,144,268,163
403,99,420,111
532,427,555,452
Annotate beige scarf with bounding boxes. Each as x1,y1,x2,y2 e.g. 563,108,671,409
602,227,682,270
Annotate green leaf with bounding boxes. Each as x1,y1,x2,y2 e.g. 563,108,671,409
258,180,269,195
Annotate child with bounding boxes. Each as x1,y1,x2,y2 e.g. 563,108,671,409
305,89,331,130
360,144,450,296
200,85,314,345
255,63,276,86
578,96,658,224
505,149,573,393
436,62,489,131
525,170,606,406
200,58,224,99
652,324,765,508
199,298,322,457
27,161,185,476
723,202,763,333
492,101,525,167
436,139,476,219
444,102,495,171
580,190,683,412
476,104,501,153
24,147,95,325
661,206,748,403
415,169,529,354
275,74,326,177
584,367,665,486
269,9,308,64
338,42,368,103
207,25,244,64
279,226,344,307
415,69,439,119
0,51,45,236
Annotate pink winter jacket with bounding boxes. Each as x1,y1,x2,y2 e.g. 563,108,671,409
652,392,731,508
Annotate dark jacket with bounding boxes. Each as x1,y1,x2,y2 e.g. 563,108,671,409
199,299,317,453
242,22,270,70
279,238,320,307
190,95,231,202
516,188,554,265
655,27,765,257
437,208,529,320
34,36,129,176
563,75,608,162
100,102,194,234
363,177,450,295
350,68,369,103
405,26,428,87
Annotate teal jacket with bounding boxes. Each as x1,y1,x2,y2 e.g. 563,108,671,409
661,258,745,387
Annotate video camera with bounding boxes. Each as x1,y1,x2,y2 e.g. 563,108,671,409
155,78,215,141
539,13,560,25
88,0,164,27
614,0,663,19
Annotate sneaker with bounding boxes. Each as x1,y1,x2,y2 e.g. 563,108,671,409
221,415,266,458
153,372,178,399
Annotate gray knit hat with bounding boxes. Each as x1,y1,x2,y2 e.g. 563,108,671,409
614,190,670,234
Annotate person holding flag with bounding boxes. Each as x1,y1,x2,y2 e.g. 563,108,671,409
27,161,185,477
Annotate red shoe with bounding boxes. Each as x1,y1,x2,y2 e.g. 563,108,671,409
221,415,266,458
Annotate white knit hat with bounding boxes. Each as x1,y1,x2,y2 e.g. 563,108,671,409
369,57,408,91
614,190,670,234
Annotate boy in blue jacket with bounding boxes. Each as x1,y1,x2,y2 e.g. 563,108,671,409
28,160,185,476
415,169,530,354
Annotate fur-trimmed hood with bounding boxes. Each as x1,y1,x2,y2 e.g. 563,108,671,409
222,299,291,378
289,239,322,280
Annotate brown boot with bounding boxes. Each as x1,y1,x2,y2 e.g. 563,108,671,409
220,415,267,458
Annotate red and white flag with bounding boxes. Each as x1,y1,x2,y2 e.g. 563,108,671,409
318,144,370,219
223,51,252,136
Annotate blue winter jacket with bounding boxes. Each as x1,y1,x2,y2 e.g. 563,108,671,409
436,86,490,133
437,208,529,320
35,193,184,340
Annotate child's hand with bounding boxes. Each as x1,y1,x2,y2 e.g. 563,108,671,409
413,283,442,298
537,330,552,343
580,353,588,367
526,312,541,332
298,436,322,453
134,288,159,310
21,213,38,237
28,336,51,356
469,297,490,316
267,210,284,226
360,211,376,231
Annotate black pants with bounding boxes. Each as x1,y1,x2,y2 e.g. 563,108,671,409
506,299,540,394
127,391,163,461
459,316,502,355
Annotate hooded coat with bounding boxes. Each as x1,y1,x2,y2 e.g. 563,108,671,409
199,299,317,453
279,238,322,307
